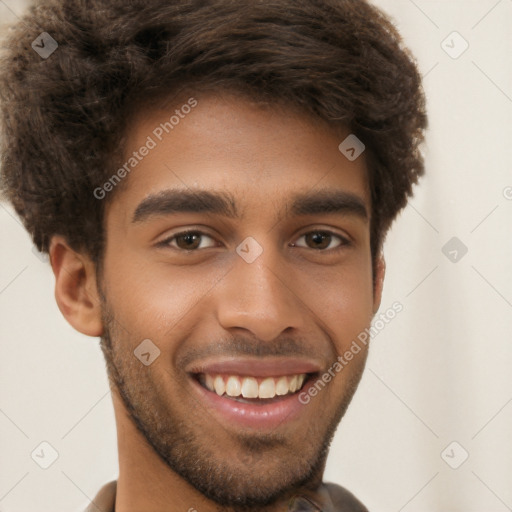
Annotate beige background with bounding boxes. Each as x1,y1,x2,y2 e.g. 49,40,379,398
1,0,511,510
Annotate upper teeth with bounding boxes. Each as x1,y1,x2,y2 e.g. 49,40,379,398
201,374,307,399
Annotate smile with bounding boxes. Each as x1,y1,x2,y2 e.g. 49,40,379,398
198,373,309,401
187,358,322,430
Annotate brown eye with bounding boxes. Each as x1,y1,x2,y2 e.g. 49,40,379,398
304,232,332,250
175,232,202,250
292,230,349,251
160,231,218,251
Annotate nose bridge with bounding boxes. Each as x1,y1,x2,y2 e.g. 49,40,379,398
216,238,305,340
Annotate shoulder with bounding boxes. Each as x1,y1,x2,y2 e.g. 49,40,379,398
324,482,369,512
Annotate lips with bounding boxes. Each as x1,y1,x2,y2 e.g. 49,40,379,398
186,357,322,430
186,356,322,378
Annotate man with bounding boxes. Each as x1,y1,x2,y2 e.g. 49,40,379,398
0,0,427,510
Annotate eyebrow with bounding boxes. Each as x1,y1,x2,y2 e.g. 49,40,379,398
131,188,368,223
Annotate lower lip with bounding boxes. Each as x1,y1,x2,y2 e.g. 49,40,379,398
190,376,312,430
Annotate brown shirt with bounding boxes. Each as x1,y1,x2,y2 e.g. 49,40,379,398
84,480,369,512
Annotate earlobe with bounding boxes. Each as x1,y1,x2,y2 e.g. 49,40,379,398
373,254,386,314
49,236,104,337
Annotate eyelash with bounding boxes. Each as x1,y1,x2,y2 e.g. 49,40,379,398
157,229,351,253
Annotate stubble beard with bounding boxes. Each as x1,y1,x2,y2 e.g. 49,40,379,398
97,300,367,511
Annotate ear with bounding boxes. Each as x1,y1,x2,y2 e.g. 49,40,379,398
372,254,386,314
49,235,104,337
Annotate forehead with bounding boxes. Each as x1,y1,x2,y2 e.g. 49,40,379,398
106,93,370,223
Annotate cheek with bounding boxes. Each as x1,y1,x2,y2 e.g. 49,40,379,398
301,261,375,350
101,254,226,339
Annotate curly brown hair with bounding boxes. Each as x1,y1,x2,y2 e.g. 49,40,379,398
0,0,427,271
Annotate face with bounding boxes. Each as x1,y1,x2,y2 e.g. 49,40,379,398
97,92,381,510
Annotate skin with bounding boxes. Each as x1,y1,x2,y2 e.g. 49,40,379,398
49,92,385,512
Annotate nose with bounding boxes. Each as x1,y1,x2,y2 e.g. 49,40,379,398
215,242,307,341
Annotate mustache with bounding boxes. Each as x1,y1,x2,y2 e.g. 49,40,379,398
99,304,336,366
177,335,335,368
